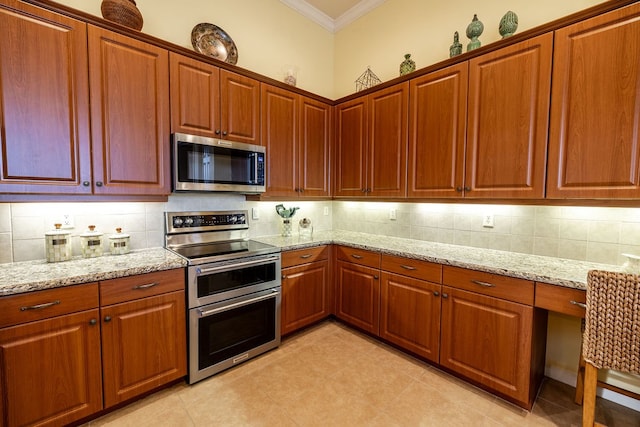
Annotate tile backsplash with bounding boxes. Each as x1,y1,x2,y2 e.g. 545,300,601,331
1,196,639,266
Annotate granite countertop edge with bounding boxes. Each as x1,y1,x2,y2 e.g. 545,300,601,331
253,230,624,290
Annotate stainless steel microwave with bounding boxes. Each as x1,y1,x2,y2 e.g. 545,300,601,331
172,133,266,193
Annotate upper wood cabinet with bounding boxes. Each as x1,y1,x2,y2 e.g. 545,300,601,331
261,84,331,198
465,33,552,199
0,0,92,195
335,83,408,198
170,53,260,145
88,25,170,196
408,63,468,198
547,2,640,199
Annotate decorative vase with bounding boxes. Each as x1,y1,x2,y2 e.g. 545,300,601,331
499,11,518,38
449,31,463,57
281,218,292,237
466,14,484,51
101,0,143,31
399,54,416,76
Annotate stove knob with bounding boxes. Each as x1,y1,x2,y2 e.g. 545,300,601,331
229,215,237,223
184,218,194,226
173,218,184,227
237,215,245,224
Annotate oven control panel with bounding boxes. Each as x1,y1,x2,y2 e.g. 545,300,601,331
166,211,248,233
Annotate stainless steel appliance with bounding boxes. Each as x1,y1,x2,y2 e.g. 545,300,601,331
165,210,281,384
172,133,266,193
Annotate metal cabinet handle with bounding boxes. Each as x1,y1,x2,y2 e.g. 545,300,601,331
464,186,471,192
455,187,462,192
20,300,60,311
366,188,371,193
442,293,449,298
132,282,158,290
222,131,228,136
351,254,363,259
300,254,313,259
433,291,440,297
215,130,221,135
361,188,367,193
104,316,112,323
374,275,379,280
89,318,97,325
570,300,587,309
96,181,103,187
471,280,495,288
83,181,91,187
401,265,417,271
282,275,287,280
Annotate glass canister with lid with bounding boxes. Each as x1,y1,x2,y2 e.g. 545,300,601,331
80,225,104,258
109,227,130,255
45,223,72,262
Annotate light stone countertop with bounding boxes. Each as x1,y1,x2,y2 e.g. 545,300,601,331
253,230,624,290
0,248,187,297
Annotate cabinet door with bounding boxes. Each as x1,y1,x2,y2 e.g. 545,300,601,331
299,97,332,197
547,3,640,199
0,310,102,427
281,259,329,335
0,1,91,194
335,97,367,197
368,83,409,197
466,33,552,199
220,70,260,144
169,52,220,138
101,291,187,408
88,25,170,195
262,84,299,197
380,272,441,362
408,63,467,198
440,286,533,405
335,260,380,334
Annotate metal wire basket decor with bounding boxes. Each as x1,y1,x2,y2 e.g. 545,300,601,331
355,67,382,92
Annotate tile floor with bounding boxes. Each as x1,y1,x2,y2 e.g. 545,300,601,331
86,320,640,426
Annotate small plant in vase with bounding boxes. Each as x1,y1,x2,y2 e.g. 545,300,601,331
275,204,299,237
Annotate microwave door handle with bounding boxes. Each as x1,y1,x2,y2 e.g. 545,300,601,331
197,255,280,274
252,153,258,184
198,289,280,317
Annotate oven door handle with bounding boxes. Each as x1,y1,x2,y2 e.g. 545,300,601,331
198,290,280,317
196,255,280,275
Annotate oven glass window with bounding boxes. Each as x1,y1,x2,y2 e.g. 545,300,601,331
198,296,276,369
177,142,264,185
197,262,276,298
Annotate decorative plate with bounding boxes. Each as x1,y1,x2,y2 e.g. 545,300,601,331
191,23,238,65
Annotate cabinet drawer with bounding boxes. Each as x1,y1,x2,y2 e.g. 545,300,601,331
282,245,329,268
0,283,99,328
442,266,534,305
100,268,185,306
336,246,381,269
535,282,586,318
381,255,442,283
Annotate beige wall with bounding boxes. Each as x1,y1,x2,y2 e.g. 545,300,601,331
333,0,607,98
55,0,335,98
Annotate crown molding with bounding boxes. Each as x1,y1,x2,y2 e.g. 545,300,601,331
280,0,386,33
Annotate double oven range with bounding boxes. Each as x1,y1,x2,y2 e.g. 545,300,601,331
165,211,281,384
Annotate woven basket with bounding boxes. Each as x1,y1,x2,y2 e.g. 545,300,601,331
101,0,143,31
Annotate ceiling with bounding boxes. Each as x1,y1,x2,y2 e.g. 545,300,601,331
280,0,387,33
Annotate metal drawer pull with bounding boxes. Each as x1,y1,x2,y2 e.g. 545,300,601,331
401,265,417,270
20,300,60,311
133,282,158,290
351,254,363,259
300,254,313,259
471,280,495,288
570,300,587,309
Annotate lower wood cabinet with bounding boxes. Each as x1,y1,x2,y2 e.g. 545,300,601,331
281,246,330,335
335,259,381,334
379,271,441,362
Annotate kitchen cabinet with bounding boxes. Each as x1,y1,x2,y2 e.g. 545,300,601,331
169,53,261,145
261,85,332,198
335,83,408,198
0,0,92,195
281,246,330,335
99,269,187,408
379,255,443,362
88,25,170,196
408,63,468,198
335,246,381,334
0,283,102,427
546,2,640,199
464,33,552,199
440,266,546,409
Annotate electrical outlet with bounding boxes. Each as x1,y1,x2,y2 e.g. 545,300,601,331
389,209,397,220
252,207,260,220
61,213,74,229
482,214,494,228
323,206,329,216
